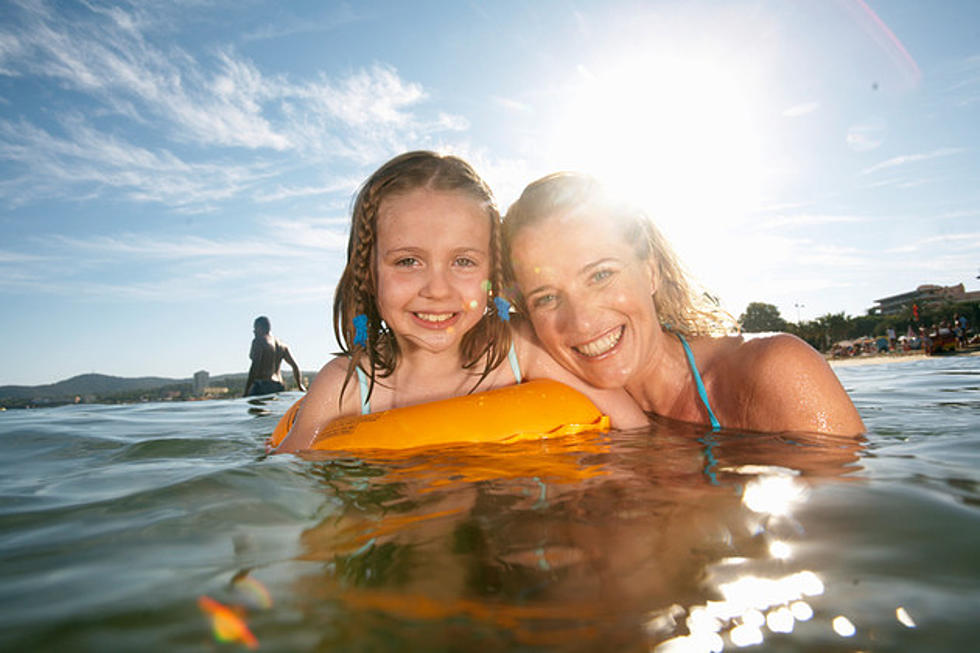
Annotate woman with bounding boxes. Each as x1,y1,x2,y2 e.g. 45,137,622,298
502,172,865,437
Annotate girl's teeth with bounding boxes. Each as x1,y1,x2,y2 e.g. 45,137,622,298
575,327,623,357
416,312,454,323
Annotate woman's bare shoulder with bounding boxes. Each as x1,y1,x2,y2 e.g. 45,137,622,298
722,334,865,436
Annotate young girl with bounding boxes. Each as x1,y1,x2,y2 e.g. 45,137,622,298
276,152,645,453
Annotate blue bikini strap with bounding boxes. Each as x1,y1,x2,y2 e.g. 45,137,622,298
676,332,721,431
354,365,371,415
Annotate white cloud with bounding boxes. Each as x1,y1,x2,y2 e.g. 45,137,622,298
846,119,886,152
756,213,869,230
782,102,819,117
0,1,470,207
861,147,965,175
261,218,350,250
47,233,328,260
253,175,361,203
493,96,532,113
0,248,47,263
0,117,273,207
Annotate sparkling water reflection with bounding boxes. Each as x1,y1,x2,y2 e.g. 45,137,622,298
0,355,977,651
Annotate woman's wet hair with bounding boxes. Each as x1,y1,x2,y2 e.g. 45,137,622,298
502,171,733,336
334,150,511,404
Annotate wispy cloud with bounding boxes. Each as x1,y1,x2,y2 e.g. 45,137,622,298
46,231,341,260
253,176,361,203
755,213,869,230
493,96,533,113
884,232,980,255
861,147,965,175
240,5,365,43
3,221,348,302
0,117,274,207
782,101,819,117
0,1,468,207
846,119,886,152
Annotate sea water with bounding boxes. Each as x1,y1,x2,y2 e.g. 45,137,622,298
0,355,977,652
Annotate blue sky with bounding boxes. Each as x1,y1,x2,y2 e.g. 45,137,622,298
1,0,977,386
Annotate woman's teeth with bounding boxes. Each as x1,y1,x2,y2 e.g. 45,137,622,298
575,327,623,357
415,312,454,323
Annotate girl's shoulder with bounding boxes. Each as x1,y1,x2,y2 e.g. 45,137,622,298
309,355,367,412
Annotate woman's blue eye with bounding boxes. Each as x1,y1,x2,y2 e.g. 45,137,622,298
395,257,418,267
532,293,557,308
591,268,613,283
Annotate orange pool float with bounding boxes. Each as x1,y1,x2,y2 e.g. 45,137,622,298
266,379,610,452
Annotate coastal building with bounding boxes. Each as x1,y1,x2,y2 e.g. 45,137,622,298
193,370,209,396
872,283,980,316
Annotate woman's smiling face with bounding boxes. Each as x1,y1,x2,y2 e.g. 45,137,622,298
509,211,659,389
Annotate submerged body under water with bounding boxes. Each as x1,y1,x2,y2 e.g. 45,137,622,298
0,355,977,652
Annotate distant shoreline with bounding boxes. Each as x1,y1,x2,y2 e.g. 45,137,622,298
828,349,979,367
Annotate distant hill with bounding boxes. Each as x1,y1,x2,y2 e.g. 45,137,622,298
0,373,183,400
0,371,308,407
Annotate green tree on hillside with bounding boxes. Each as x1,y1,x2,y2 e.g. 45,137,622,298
739,302,788,333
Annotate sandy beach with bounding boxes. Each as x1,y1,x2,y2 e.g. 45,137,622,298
828,349,979,367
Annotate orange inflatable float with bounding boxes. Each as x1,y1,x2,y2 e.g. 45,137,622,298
266,379,610,452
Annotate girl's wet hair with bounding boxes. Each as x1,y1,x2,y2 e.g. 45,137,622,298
502,171,733,336
334,150,511,404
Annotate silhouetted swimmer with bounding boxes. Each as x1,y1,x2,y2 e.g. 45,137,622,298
244,316,305,396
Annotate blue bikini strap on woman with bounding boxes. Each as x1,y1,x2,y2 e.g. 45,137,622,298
675,332,721,431
354,365,371,415
508,342,522,383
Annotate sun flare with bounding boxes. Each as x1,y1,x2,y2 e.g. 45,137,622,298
547,52,767,236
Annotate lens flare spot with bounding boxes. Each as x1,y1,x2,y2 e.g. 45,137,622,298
481,279,492,291
231,574,273,610
896,606,916,628
469,299,478,310
832,615,856,637
198,595,259,649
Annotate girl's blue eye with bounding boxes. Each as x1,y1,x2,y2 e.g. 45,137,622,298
454,257,477,267
395,257,419,267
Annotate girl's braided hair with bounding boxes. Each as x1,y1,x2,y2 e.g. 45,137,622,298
334,151,511,405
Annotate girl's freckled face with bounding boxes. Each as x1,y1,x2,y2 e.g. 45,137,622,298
509,213,659,388
374,187,491,355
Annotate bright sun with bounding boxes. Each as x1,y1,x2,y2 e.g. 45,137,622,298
546,52,767,238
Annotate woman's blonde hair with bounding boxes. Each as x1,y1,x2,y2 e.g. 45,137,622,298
502,172,733,337
334,151,511,404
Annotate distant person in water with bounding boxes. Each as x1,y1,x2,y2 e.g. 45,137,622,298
244,316,306,396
